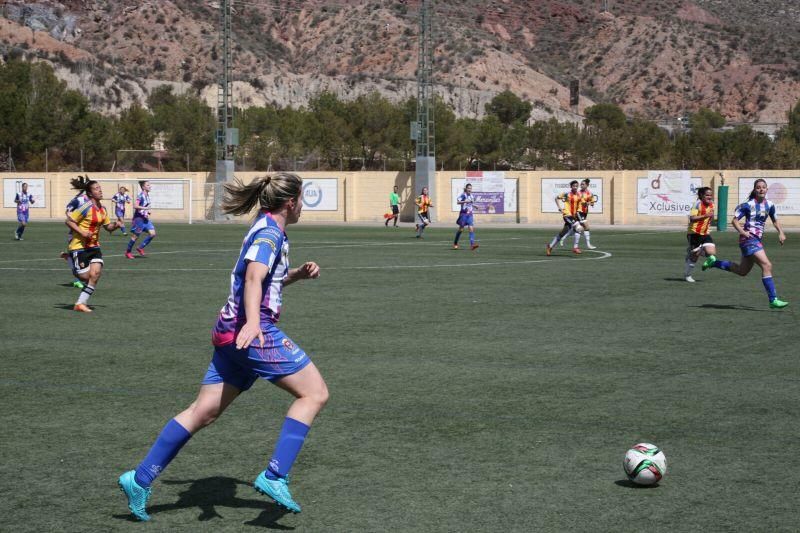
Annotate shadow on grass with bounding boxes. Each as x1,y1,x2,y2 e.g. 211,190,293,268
692,303,766,312
112,476,293,529
663,277,702,282
614,479,661,489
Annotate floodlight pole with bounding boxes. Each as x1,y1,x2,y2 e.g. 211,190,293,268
215,0,238,219
414,0,436,220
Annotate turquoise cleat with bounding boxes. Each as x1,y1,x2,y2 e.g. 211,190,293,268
701,255,717,271
254,471,301,513
769,298,789,309
118,470,152,521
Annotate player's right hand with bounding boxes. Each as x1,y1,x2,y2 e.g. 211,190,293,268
236,322,264,350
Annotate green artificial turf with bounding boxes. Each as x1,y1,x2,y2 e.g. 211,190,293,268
0,221,797,532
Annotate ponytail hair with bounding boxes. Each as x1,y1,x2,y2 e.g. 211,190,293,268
581,178,591,186
70,175,97,194
139,180,148,189
222,172,303,216
748,179,767,200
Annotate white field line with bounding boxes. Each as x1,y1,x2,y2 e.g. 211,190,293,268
0,249,612,271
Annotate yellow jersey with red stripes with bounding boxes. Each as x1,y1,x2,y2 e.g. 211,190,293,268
687,200,714,235
578,190,595,215
68,201,110,251
416,194,432,214
558,191,582,217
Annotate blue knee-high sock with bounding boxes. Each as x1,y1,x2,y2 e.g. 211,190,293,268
120,224,126,233
713,259,731,271
134,419,192,488
17,224,25,236
762,276,777,302
469,231,475,246
454,230,462,244
126,238,136,253
265,417,310,479
140,235,154,249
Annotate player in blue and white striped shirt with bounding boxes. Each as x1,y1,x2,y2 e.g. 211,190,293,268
13,183,34,240
704,179,788,308
119,173,327,521
126,181,156,259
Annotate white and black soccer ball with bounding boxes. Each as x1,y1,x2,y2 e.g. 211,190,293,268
623,443,667,485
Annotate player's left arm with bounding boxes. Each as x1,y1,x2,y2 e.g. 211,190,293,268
771,212,786,245
285,262,321,286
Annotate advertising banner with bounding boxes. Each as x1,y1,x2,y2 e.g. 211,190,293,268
148,181,184,209
637,171,701,216
3,178,46,208
541,178,603,213
451,170,516,215
450,178,517,215
737,177,800,215
302,178,338,211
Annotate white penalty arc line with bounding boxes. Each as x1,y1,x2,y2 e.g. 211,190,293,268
0,250,612,271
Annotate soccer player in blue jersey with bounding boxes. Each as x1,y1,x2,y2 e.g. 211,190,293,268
119,172,328,521
111,186,132,235
703,179,788,308
13,182,34,240
126,181,156,259
453,183,478,250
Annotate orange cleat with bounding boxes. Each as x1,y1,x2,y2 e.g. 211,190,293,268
546,244,552,256
136,248,146,256
471,244,479,251
125,252,134,260
73,303,92,313
572,247,582,255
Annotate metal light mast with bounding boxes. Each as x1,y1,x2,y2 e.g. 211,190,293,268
215,0,237,185
414,0,436,215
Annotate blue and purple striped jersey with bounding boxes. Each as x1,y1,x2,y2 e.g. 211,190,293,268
15,192,33,213
66,193,88,213
734,198,776,242
458,193,475,215
111,193,131,213
212,212,290,347
134,192,151,220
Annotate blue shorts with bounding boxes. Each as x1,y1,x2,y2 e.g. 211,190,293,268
457,214,474,227
131,217,155,234
17,211,29,223
202,325,311,391
115,208,126,219
739,238,764,257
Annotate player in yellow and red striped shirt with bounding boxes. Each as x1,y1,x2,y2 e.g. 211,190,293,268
684,186,717,282
546,180,585,255
65,176,121,312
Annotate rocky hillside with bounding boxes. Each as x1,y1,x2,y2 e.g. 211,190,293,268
1,0,798,123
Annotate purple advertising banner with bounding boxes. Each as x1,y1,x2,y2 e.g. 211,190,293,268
472,192,504,214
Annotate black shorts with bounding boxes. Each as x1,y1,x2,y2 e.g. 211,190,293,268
562,215,578,228
391,205,399,215
70,247,103,276
687,233,713,250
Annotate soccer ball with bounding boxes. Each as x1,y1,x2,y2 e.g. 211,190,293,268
623,443,667,485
